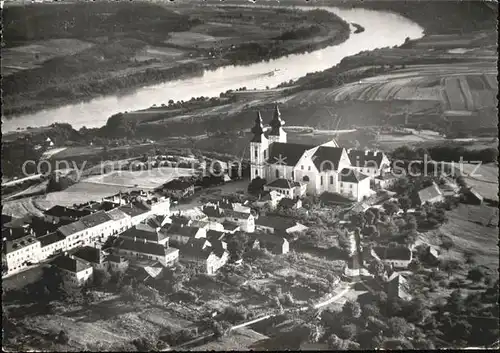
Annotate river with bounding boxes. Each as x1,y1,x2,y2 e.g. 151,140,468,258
2,6,424,133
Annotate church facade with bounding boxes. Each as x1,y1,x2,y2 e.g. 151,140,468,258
249,105,391,201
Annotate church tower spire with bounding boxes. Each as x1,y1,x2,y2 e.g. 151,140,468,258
251,111,265,142
250,111,268,180
268,103,287,144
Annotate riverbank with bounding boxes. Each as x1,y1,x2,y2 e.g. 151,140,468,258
3,2,350,118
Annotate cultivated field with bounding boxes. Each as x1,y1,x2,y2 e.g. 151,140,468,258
459,163,499,202
322,64,497,113
424,204,499,271
2,39,94,76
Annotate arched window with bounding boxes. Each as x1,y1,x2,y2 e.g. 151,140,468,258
303,175,310,182
276,169,280,178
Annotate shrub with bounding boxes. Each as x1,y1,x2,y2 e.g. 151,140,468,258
57,330,69,344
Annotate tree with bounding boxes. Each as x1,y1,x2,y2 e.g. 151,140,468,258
445,289,465,314
386,317,410,338
342,300,361,319
467,266,485,283
368,259,385,278
405,215,417,231
361,304,380,320
212,320,231,340
440,258,462,279
365,210,375,225
350,213,366,229
383,201,399,217
398,197,411,214
327,334,347,350
441,236,454,252
227,232,248,260
339,323,357,340
247,177,267,195
57,330,69,344
94,268,112,287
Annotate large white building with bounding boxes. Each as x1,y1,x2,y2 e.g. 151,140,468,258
249,105,390,201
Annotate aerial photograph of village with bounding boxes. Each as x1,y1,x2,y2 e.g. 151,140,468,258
1,0,498,351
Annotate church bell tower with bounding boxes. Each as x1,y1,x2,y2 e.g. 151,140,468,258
267,104,287,144
250,111,268,180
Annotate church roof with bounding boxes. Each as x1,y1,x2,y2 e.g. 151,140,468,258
312,146,345,172
339,168,369,183
348,149,386,168
267,142,315,167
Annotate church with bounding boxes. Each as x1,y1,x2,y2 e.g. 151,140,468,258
249,105,391,202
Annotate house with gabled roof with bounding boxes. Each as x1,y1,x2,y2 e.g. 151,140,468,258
206,230,228,243
3,234,41,275
106,253,129,272
39,231,67,258
255,215,308,234
181,238,228,275
159,179,195,200
386,273,412,301
249,105,382,197
222,220,240,233
52,254,93,287
338,168,372,201
202,205,255,233
347,148,391,177
72,246,108,271
250,233,289,255
78,210,115,244
120,224,169,246
118,202,152,226
107,208,132,234
253,190,284,210
112,238,179,267
58,220,88,249
417,182,444,205
160,224,207,246
365,245,413,270
43,206,91,224
264,178,306,199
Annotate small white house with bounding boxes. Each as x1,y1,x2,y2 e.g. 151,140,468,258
339,168,371,202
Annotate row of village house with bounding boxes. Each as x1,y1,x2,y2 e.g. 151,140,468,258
3,174,455,285
2,187,311,284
